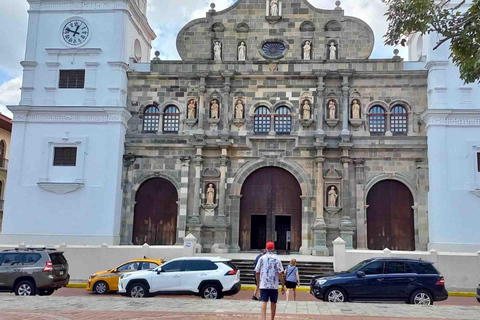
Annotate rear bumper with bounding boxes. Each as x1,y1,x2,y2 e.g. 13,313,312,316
38,275,70,290
223,282,241,296
434,288,449,302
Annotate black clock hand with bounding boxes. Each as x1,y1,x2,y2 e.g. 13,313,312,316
74,25,80,36
65,27,80,36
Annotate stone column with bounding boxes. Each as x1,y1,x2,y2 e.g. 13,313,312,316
313,70,327,134
220,71,234,134
339,146,355,248
339,71,352,142
353,158,367,249
176,157,190,244
416,158,429,251
212,147,229,253
196,72,208,132
229,194,242,253
312,148,329,256
189,147,204,225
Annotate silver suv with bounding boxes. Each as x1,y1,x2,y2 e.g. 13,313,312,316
0,248,69,296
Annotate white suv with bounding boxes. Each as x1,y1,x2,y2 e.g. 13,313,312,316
118,257,241,299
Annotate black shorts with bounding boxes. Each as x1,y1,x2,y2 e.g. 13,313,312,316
260,289,279,303
286,281,297,289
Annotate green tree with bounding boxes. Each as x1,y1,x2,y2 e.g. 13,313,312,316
383,0,480,83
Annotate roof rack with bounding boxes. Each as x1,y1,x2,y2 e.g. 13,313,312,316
2,247,57,252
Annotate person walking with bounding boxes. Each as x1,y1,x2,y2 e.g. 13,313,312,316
255,242,285,320
252,249,266,300
284,258,300,301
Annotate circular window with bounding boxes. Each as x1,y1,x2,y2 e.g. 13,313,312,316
262,42,286,58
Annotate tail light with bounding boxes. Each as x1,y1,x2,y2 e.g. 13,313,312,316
225,270,237,276
43,261,53,272
436,276,445,286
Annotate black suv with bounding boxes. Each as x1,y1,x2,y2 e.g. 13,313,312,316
310,258,448,305
0,248,69,296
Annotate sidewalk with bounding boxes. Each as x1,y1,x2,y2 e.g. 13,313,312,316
0,296,479,319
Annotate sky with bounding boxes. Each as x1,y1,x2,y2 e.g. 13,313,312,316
0,0,407,118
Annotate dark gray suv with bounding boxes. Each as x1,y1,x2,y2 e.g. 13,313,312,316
0,248,69,296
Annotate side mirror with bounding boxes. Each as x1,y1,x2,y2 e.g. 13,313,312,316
356,271,365,278
156,268,163,274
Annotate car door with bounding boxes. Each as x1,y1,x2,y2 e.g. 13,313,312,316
150,260,184,293
181,260,219,292
384,261,416,299
346,261,386,299
0,253,24,290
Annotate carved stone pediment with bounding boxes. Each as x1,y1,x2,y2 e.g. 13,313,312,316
325,119,339,128
203,168,220,178
265,16,282,25
211,22,225,32
299,119,314,128
185,118,198,127
324,168,342,180
236,22,250,33
300,21,315,32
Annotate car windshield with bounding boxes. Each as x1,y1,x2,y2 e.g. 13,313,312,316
347,259,373,273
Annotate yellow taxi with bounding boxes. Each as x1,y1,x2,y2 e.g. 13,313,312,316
86,258,163,294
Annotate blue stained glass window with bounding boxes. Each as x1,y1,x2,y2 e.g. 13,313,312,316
262,42,286,58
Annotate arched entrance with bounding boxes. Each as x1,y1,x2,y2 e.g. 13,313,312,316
239,167,302,252
133,178,178,245
367,180,415,251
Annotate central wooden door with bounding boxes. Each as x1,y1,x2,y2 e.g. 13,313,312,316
239,167,302,251
367,180,415,251
133,178,178,245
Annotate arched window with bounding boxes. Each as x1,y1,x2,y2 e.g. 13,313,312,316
0,140,5,159
143,106,160,132
274,107,291,133
391,105,408,135
254,106,271,133
163,106,180,133
369,106,386,135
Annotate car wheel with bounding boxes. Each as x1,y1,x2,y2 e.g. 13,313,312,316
325,288,347,303
201,284,220,299
127,283,148,298
38,289,55,296
410,290,433,305
15,280,36,296
93,281,109,294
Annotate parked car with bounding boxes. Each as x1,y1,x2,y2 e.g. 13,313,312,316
477,284,480,303
0,248,69,296
118,257,241,299
310,257,448,305
86,258,163,294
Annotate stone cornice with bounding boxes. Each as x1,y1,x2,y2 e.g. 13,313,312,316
421,109,480,128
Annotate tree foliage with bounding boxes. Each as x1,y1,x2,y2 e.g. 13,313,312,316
383,0,480,83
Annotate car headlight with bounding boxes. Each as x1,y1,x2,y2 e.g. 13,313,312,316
89,275,96,280
120,274,132,280
316,279,328,286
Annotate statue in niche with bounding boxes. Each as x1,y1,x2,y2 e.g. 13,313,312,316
206,184,216,205
329,42,337,60
303,41,312,60
302,100,311,120
328,100,336,120
235,100,244,119
352,100,361,119
210,99,219,119
187,100,196,119
328,186,338,208
213,41,222,61
238,42,246,61
270,0,279,16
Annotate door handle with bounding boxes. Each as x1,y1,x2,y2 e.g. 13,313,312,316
13,269,21,272
376,278,384,282
201,273,208,276
174,275,180,278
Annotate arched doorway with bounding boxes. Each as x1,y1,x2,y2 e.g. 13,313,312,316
239,167,302,252
133,178,178,245
367,180,415,251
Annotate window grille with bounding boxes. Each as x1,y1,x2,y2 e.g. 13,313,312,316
391,105,408,135
143,106,160,132
369,106,386,135
254,106,271,133
59,70,85,89
53,147,77,166
163,106,180,133
274,106,291,133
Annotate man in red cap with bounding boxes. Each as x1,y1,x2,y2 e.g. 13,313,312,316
254,241,285,320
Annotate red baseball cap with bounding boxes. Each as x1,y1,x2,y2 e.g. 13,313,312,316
266,241,275,251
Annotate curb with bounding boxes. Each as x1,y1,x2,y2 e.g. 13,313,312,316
67,283,87,289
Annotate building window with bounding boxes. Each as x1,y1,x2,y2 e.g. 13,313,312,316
53,147,77,167
163,106,180,133
369,106,386,135
254,106,271,133
477,152,480,173
59,70,85,89
274,106,291,133
391,105,408,135
143,106,160,132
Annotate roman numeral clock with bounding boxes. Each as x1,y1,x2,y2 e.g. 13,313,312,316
61,18,90,46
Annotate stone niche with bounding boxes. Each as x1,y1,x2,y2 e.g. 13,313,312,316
201,168,220,216
232,93,246,129
325,95,340,128
299,92,314,129
349,90,365,129
324,168,342,216
185,97,198,127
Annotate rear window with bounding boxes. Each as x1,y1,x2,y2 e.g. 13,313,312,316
218,261,238,270
185,260,218,271
49,253,67,265
414,262,438,274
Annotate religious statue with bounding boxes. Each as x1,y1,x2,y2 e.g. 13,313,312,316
303,41,311,61
329,42,337,60
302,100,311,120
210,99,219,119
214,41,222,61
238,42,246,61
206,184,215,205
328,100,336,120
328,186,338,208
270,0,279,16
235,100,244,119
187,100,196,119
352,100,361,119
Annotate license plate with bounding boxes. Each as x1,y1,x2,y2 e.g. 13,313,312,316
60,271,64,275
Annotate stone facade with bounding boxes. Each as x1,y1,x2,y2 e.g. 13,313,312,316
121,0,429,255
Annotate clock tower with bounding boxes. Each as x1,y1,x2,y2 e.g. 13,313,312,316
0,0,155,245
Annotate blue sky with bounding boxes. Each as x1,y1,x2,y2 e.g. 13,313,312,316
0,0,406,117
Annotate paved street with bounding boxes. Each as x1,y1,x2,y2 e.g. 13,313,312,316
0,295,480,320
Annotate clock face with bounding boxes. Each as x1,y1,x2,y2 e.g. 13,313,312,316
62,20,89,46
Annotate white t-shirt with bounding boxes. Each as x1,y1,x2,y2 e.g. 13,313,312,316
254,252,284,289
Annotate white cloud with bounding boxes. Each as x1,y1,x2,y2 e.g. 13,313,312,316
0,77,21,118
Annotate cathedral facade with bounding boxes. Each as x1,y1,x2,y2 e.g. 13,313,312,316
121,0,429,255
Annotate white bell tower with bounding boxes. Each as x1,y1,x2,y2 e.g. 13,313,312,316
0,0,155,245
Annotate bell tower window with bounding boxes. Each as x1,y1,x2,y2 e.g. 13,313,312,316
59,70,85,89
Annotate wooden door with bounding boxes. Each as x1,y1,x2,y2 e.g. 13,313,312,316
239,167,302,251
367,180,415,251
133,178,178,245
